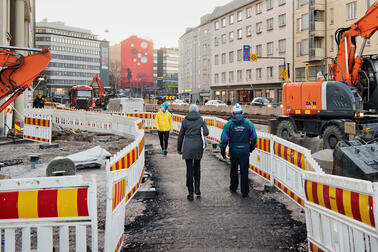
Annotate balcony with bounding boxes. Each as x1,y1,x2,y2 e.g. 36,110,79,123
310,21,325,37
309,0,325,10
309,48,325,61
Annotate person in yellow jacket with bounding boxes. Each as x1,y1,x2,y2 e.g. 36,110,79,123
155,103,173,155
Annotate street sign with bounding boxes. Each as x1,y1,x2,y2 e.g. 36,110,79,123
157,77,163,81
250,54,257,62
243,45,251,61
281,70,288,82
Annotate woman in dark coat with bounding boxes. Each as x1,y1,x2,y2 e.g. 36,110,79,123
177,104,209,201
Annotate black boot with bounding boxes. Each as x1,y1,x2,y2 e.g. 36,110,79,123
187,187,194,201
195,181,201,196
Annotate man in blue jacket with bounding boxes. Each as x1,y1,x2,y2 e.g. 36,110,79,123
220,103,257,197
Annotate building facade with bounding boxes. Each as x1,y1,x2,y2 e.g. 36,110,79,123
120,36,153,97
153,47,179,96
293,0,377,82
35,20,102,97
179,0,294,104
100,40,110,87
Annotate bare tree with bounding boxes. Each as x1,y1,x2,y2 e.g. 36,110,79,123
109,61,121,89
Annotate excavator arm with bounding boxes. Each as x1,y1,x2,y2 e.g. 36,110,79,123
88,74,106,105
330,2,378,86
0,46,51,112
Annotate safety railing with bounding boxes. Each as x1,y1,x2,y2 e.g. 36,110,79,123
4,108,378,251
0,175,98,251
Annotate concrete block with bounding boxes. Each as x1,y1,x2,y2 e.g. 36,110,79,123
312,149,334,174
133,188,157,200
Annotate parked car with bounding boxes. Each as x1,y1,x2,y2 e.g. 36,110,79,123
250,97,281,108
171,99,188,105
205,100,227,106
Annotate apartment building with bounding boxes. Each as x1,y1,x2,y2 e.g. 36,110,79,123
179,0,293,104
153,47,179,96
294,0,377,81
35,20,102,96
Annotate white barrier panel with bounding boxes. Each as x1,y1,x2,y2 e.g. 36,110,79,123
172,114,184,134
4,106,13,136
249,132,273,183
23,115,52,144
104,121,145,252
203,116,217,144
304,172,378,252
0,175,98,252
125,112,155,130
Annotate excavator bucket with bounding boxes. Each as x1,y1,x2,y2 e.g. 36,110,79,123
0,48,51,113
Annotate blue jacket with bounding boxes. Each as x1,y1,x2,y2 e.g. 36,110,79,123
220,114,257,157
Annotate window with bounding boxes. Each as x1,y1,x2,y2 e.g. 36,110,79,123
296,18,302,32
301,39,309,55
246,25,252,37
215,21,220,30
256,22,262,34
229,51,234,63
256,3,262,14
256,68,262,79
222,34,227,44
237,28,243,39
229,31,234,42
215,55,219,65
347,2,357,20
229,14,234,24
246,7,252,18
279,0,286,5
330,8,334,24
246,69,252,81
329,35,334,52
279,39,286,52
267,66,273,78
237,49,242,61
279,14,286,27
229,71,234,82
221,72,226,83
256,44,262,57
237,11,243,21
214,37,219,46
297,0,309,8
214,73,219,83
237,70,243,81
297,42,301,56
267,42,274,55
267,0,273,10
267,18,273,31
221,18,226,28
302,13,309,30
221,53,226,64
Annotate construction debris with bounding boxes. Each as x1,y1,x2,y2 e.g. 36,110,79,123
46,157,76,176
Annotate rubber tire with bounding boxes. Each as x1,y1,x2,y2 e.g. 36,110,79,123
323,125,345,149
276,120,295,141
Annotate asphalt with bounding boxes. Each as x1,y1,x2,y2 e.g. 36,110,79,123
125,133,306,251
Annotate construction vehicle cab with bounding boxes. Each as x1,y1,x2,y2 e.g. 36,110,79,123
70,85,94,110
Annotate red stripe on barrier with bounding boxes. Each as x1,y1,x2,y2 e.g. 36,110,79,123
336,188,345,215
38,189,58,218
0,192,19,219
77,188,89,216
351,192,362,222
312,182,319,205
323,185,331,209
369,196,375,227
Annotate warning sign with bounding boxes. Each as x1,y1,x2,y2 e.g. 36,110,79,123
281,70,288,82
250,54,257,62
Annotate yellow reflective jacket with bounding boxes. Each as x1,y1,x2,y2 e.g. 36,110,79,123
155,110,173,131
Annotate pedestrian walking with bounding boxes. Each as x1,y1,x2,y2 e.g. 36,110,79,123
177,104,209,201
219,103,257,198
155,103,173,155
33,94,45,109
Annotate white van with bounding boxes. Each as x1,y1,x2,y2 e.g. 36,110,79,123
107,98,145,112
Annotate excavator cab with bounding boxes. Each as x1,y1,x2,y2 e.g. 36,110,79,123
358,56,378,112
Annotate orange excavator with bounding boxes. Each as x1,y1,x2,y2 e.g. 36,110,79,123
89,73,107,108
270,3,378,180
0,46,51,113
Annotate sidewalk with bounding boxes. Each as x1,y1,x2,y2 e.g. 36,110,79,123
125,132,306,251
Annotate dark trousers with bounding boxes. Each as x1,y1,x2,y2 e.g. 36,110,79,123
158,131,169,150
230,156,250,195
185,159,201,194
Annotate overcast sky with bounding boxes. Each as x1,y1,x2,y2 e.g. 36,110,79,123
36,0,231,48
